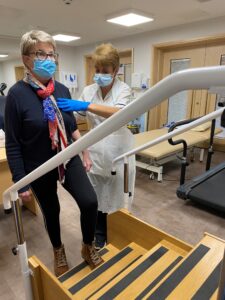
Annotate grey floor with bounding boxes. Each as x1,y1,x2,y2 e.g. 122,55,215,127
1,150,225,300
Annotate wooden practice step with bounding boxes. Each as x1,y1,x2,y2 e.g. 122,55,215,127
66,242,146,299
143,233,225,300
59,243,119,289
88,240,184,299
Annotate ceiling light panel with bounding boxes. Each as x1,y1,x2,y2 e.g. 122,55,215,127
53,34,80,42
107,13,154,27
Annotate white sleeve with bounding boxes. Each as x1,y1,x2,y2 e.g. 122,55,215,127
115,83,132,109
74,89,87,120
79,89,85,102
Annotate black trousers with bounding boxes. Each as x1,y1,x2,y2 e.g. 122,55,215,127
31,155,98,248
95,211,108,245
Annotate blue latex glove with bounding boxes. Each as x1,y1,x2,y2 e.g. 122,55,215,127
57,98,90,112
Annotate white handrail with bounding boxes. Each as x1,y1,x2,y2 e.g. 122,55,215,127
3,66,225,205
112,107,224,169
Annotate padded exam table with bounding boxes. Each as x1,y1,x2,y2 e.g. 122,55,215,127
134,127,221,181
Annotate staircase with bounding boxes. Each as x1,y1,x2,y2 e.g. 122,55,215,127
29,210,225,300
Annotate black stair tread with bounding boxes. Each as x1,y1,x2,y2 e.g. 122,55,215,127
59,243,119,289
69,242,146,298
88,241,183,300
144,235,225,300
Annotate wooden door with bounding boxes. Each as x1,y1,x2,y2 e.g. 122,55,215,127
85,55,96,86
15,66,25,81
204,44,225,150
158,47,206,127
204,45,225,113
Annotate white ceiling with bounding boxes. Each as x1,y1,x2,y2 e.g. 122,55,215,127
0,0,225,59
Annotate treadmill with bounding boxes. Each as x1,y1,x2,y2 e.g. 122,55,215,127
177,161,225,212
168,115,225,212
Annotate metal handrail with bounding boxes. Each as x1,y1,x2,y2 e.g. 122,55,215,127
111,108,224,212
3,66,225,300
112,108,224,168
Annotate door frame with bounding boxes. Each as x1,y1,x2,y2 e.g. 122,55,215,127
149,33,225,130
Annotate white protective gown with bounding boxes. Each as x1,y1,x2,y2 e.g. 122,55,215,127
80,78,136,213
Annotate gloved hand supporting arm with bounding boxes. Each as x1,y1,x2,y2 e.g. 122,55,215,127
57,98,120,118
57,98,91,111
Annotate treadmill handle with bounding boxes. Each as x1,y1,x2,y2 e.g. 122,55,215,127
168,117,199,185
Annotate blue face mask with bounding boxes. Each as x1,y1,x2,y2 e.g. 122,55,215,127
32,59,56,79
93,73,113,87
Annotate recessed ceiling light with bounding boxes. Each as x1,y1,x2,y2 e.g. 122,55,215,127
0,54,8,58
53,34,80,42
107,12,154,27
196,0,212,2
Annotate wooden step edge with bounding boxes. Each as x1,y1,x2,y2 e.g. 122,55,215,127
29,256,44,300
200,234,225,252
160,239,187,257
59,243,119,284
163,235,225,300
131,253,183,300
142,241,222,300
108,209,193,253
186,260,222,300
29,255,73,300
210,288,218,300
127,242,148,253
68,242,147,298
89,245,183,300
204,232,225,244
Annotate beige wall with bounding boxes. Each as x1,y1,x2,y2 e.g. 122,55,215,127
0,62,3,84
1,16,225,96
70,15,225,97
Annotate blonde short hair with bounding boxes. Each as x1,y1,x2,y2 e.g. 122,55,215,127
20,30,56,55
92,43,120,71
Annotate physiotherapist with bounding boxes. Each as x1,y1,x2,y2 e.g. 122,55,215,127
57,43,136,250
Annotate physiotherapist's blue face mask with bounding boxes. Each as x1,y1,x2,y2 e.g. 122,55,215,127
32,59,56,79
93,73,113,87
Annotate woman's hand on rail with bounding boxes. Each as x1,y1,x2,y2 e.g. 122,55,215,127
82,150,92,172
19,189,32,202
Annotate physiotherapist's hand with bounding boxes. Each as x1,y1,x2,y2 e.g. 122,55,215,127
57,98,91,112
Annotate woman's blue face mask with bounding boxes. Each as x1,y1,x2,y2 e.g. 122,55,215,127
32,59,56,79
93,73,113,87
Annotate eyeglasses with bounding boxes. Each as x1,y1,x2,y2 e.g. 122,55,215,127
29,50,59,61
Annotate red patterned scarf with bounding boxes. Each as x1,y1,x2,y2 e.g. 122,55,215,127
24,72,68,182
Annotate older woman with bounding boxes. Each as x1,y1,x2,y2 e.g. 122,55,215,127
57,43,136,250
5,30,103,277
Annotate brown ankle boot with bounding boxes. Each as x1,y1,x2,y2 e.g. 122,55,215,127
81,242,104,269
53,244,69,277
